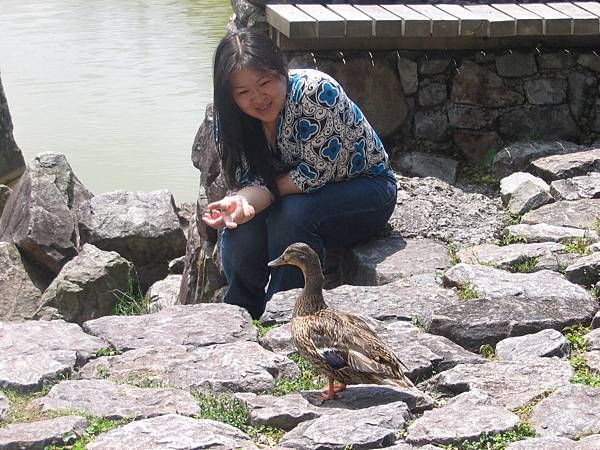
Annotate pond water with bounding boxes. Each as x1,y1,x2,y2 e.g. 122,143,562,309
0,0,232,203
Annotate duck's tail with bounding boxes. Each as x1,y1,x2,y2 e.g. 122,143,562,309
383,375,415,389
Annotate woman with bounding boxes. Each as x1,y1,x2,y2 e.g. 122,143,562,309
202,29,397,320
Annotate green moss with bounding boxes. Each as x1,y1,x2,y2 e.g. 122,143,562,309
508,256,538,274
45,417,131,450
479,344,496,359
564,237,592,255
563,325,600,388
271,353,326,396
498,233,528,246
457,282,479,301
252,320,282,337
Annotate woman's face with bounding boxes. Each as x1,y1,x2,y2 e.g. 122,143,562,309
229,66,287,126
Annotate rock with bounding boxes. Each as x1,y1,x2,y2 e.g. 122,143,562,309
260,322,295,355
279,401,411,449
419,57,450,75
448,105,498,130
506,436,592,450
522,198,600,229
539,51,577,70
565,252,600,286
0,392,9,420
168,256,185,274
532,148,600,182
390,176,507,245
504,223,600,243
0,320,106,393
83,303,256,351
524,78,567,106
551,173,600,201
578,53,600,73
0,75,25,184
231,0,266,31
0,184,11,217
507,180,554,215
0,415,87,450
492,141,586,180
262,279,460,326
529,384,600,439
453,131,503,166
568,71,593,121
406,390,519,446
395,152,458,185
36,244,135,324
495,329,570,360
587,328,600,350
418,82,447,108
414,107,448,141
586,351,600,372
78,189,186,291
0,152,93,274
498,105,580,142
0,241,46,321
79,341,298,394
146,274,182,313
86,414,258,450
426,357,574,410
496,51,537,77
30,379,200,419
456,242,564,271
397,56,418,95
500,172,550,205
341,237,451,286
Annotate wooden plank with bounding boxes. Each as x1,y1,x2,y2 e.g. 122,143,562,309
520,3,572,35
326,4,372,37
408,4,460,36
491,4,544,35
436,4,489,36
265,4,316,38
354,5,402,37
296,4,345,38
549,2,599,34
381,4,431,36
465,4,516,36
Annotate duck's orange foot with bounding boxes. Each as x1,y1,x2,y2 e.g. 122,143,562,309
311,377,347,401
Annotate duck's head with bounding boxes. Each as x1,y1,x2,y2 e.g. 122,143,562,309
268,242,320,270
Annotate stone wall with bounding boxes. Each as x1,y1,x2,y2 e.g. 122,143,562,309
232,0,600,167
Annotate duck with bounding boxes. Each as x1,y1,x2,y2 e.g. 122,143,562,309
268,242,414,401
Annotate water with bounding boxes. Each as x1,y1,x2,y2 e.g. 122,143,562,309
0,0,232,203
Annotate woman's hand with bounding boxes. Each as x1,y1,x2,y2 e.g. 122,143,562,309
202,195,255,229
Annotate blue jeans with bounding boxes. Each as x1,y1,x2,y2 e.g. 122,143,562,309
220,169,397,319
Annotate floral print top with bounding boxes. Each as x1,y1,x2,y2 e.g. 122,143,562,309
236,68,389,193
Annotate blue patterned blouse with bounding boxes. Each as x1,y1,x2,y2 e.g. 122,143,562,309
235,69,389,193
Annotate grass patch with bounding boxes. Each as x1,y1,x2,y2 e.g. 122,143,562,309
411,314,427,332
45,417,131,449
508,256,538,274
513,390,554,421
252,320,282,337
498,233,528,246
564,237,592,255
271,353,326,396
595,218,600,236
448,242,461,265
563,324,600,388
457,282,479,301
112,275,147,316
444,423,537,450
479,344,496,359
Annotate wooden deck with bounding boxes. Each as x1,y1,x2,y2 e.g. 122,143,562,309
266,2,600,49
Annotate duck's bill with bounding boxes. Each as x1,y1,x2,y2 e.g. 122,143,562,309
267,256,284,267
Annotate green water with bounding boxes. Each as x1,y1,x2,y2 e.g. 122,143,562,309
0,0,232,202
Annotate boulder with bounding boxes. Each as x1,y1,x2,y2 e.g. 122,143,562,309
36,244,135,324
0,75,25,184
78,189,186,291
532,147,600,181
395,152,458,185
565,251,600,286
0,416,87,450
397,55,418,95
503,223,600,243
500,172,549,205
498,105,580,142
551,173,600,201
524,78,567,106
507,181,554,215
0,184,11,217
86,414,259,450
146,274,182,313
0,152,93,274
456,242,564,271
522,198,600,229
495,329,570,361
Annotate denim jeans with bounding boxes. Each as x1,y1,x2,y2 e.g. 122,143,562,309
220,169,397,319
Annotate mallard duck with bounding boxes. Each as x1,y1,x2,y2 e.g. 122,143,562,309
268,242,414,400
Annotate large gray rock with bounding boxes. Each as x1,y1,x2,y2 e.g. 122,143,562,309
507,436,600,450
414,107,448,141
83,303,256,351
551,173,600,201
528,384,600,439
532,148,600,181
498,105,580,143
86,414,259,450
342,237,450,286
524,78,567,106
522,198,600,229
500,172,550,205
279,401,411,450
36,244,135,324
426,357,574,410
0,241,45,321
0,320,106,393
507,181,554,215
79,341,298,394
496,51,537,77
456,242,564,271
146,274,182,313
495,329,570,361
78,189,186,291
0,184,11,218
0,415,87,450
492,141,586,180
503,223,600,243
30,379,200,419
0,152,93,274
397,56,418,95
395,152,458,185
565,251,600,286
0,75,25,184
406,390,519,446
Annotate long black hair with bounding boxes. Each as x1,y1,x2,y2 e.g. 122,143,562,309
213,28,289,198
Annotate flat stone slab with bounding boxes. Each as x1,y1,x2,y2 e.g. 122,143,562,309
426,357,574,410
496,329,570,361
406,390,519,446
0,320,106,392
565,251,600,286
456,242,564,271
83,303,256,351
551,173,600,200
86,414,258,450
30,379,200,419
262,279,460,325
532,147,600,181
342,237,451,285
507,436,600,449
79,341,298,394
0,415,87,450
529,384,600,439
522,198,600,230
278,401,411,450
504,223,600,243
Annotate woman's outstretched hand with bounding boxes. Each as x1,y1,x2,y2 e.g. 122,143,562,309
202,195,255,229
